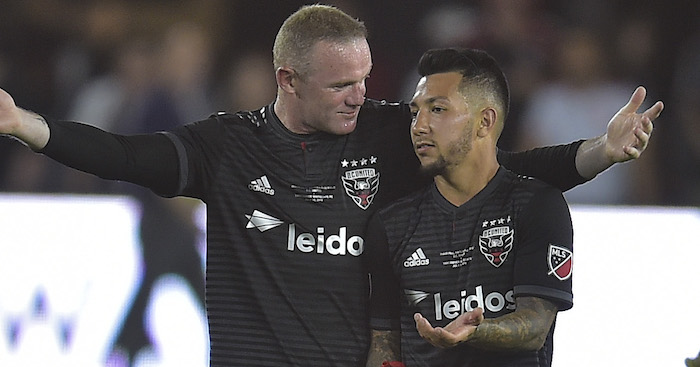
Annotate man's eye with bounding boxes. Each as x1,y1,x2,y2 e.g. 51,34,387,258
432,106,445,113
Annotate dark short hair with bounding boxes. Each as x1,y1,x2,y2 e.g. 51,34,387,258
418,48,510,121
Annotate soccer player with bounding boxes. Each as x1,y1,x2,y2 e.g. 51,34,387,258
0,4,662,367
364,48,576,367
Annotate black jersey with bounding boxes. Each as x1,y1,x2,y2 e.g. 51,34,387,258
41,98,584,367
366,167,574,367
165,100,423,366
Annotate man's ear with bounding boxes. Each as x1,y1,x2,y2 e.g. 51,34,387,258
276,67,296,94
477,107,497,138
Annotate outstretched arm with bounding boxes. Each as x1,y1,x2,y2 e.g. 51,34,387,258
575,86,663,179
0,88,50,150
414,297,557,351
1,86,182,196
498,86,663,191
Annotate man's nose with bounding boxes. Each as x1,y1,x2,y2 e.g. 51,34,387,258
347,83,366,106
411,110,429,135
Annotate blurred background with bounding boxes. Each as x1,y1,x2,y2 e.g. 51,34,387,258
0,0,698,366
1,0,698,205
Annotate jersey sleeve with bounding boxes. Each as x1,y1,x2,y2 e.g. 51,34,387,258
40,119,181,196
512,185,574,311
497,141,586,192
364,212,402,331
164,115,227,200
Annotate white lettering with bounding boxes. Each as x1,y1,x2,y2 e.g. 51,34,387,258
434,293,442,320
434,285,515,320
404,258,430,267
465,285,484,311
286,225,364,257
482,227,509,237
297,233,315,253
505,290,515,311
326,228,346,255
485,292,505,311
443,300,460,319
287,224,295,251
344,168,376,179
316,227,325,254
248,183,275,195
347,236,364,256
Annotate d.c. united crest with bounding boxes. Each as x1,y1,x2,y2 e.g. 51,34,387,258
341,168,380,210
479,226,514,267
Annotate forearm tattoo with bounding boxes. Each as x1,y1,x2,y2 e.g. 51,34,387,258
468,297,558,351
366,330,401,367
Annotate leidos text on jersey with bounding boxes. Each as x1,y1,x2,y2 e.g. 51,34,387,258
286,224,364,256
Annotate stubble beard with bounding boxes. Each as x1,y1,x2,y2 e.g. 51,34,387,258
418,128,473,178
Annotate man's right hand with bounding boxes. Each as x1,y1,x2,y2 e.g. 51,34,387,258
0,88,50,150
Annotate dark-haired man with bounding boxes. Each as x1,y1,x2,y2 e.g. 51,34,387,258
365,48,577,366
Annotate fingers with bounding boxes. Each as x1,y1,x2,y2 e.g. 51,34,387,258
635,119,652,144
642,100,664,121
452,307,484,327
414,313,433,336
469,307,485,323
414,313,452,348
414,312,481,349
622,145,640,159
621,118,652,159
414,313,440,346
620,86,646,114
620,87,664,119
640,113,654,135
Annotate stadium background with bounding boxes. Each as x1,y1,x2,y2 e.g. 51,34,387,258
0,1,698,366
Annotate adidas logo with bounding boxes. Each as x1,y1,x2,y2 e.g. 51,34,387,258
249,175,275,195
404,248,430,267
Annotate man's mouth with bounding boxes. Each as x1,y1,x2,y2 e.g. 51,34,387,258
338,110,359,118
414,141,435,154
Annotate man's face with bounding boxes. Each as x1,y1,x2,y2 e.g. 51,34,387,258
410,72,477,176
293,38,372,135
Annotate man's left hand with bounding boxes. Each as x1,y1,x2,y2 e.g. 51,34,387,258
414,308,484,349
605,86,663,163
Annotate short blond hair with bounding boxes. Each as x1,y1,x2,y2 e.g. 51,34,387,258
273,4,367,77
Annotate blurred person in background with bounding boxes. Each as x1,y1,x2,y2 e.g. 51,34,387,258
216,50,277,112
516,27,650,205
4,3,218,365
68,20,214,366
664,30,700,206
397,0,561,152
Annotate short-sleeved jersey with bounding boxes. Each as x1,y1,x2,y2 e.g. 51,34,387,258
42,98,585,367
166,99,422,366
366,167,574,367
